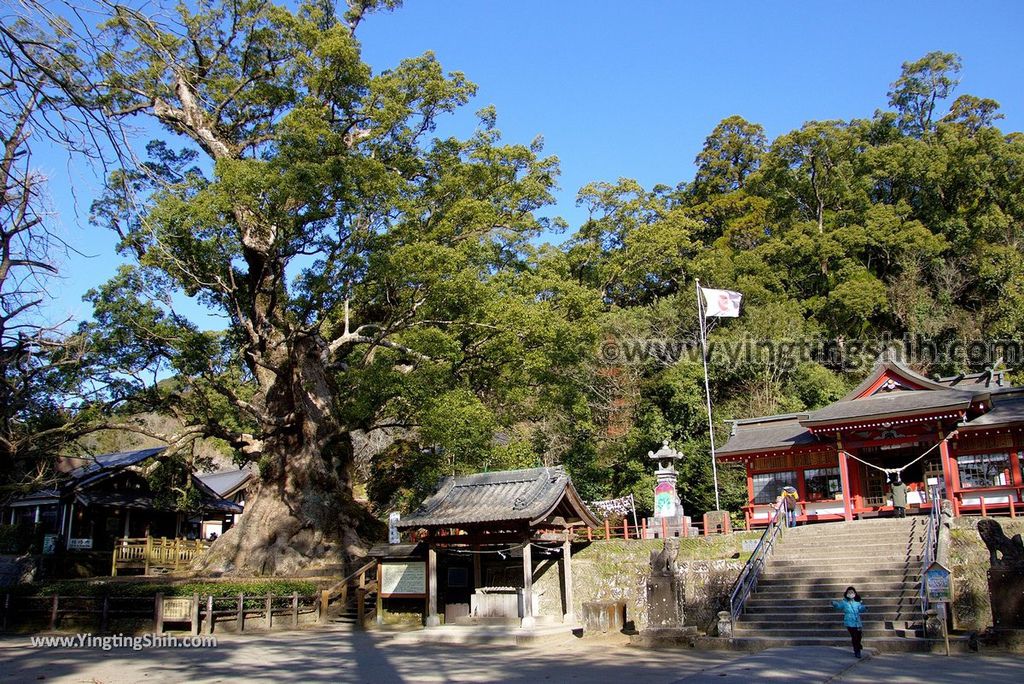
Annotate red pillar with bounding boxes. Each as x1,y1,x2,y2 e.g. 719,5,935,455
837,449,854,522
939,435,959,516
1009,450,1023,487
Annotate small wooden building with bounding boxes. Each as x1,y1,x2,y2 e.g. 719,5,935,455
718,356,1024,527
393,466,599,628
2,448,242,555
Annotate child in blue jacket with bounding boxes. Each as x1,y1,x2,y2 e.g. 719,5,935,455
831,586,866,657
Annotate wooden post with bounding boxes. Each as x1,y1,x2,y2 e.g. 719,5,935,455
319,590,330,624
622,518,628,540
1010,497,1016,518
561,537,574,623
237,593,245,632
265,594,273,630
375,562,383,626
155,593,164,633
111,544,118,577
661,517,668,539
980,496,987,517
356,566,366,627
521,540,535,629
472,545,482,589
604,519,610,540
205,595,214,634
641,518,647,539
49,594,58,631
144,536,152,575
190,594,200,636
291,592,298,628
101,595,110,633
426,546,439,627
586,527,592,542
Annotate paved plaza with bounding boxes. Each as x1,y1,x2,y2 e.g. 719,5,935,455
1,629,1022,683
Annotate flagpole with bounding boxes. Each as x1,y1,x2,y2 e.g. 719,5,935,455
696,278,722,511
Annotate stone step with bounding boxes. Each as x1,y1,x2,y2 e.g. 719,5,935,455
774,539,924,550
756,584,919,596
766,561,918,573
737,618,921,626
758,572,919,585
695,635,968,653
743,598,919,611
769,555,923,566
732,626,924,638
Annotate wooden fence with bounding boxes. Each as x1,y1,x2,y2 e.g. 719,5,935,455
111,537,211,576
570,518,715,541
0,591,323,635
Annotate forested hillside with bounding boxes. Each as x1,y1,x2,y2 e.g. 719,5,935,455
3,0,1022,572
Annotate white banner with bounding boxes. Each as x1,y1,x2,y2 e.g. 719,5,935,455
701,287,743,318
591,494,634,517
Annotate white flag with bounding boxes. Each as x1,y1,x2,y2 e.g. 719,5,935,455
701,287,743,318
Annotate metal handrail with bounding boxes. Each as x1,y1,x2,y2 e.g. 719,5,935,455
728,499,786,620
919,485,941,618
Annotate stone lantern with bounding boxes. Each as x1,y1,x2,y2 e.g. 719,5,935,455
645,439,692,538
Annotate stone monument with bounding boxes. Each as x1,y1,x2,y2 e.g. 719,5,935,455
646,538,684,628
645,440,693,538
978,518,1024,630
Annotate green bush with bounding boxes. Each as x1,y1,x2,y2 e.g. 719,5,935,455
10,578,318,598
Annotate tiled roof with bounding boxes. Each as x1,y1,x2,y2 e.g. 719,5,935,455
75,489,242,514
396,466,599,529
69,447,167,487
196,468,253,498
959,397,1024,430
802,389,975,427
718,415,819,455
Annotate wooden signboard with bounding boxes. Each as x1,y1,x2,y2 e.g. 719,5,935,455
380,561,426,597
162,598,194,621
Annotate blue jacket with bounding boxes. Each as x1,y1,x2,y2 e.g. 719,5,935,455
831,598,866,628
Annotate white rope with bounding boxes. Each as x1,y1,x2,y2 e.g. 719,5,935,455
841,433,953,478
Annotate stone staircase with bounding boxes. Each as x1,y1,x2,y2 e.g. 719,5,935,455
731,518,947,651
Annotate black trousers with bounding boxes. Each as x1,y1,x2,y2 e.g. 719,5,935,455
895,506,906,518
847,626,863,653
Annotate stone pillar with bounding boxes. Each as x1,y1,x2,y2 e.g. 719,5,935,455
717,610,733,637
561,537,574,623
521,540,535,629
426,546,440,627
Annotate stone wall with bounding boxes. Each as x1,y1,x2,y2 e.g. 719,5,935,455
534,534,755,631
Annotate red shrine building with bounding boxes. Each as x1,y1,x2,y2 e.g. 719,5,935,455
718,357,1024,528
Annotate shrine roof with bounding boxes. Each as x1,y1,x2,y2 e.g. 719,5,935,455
801,388,976,428
959,396,1024,430
395,466,600,530
718,415,819,456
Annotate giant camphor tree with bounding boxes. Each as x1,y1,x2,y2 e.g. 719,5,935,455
19,0,595,574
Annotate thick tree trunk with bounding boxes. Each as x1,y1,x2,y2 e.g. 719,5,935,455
196,337,382,575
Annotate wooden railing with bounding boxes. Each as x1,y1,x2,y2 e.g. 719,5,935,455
571,518,710,541
111,537,211,576
319,559,378,627
1,591,319,635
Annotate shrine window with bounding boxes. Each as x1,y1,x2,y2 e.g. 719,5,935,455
752,471,797,504
957,452,1011,488
804,467,842,501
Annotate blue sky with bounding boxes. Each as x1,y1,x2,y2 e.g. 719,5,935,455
37,0,1024,328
